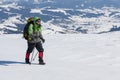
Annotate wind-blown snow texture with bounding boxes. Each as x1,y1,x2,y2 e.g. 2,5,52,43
0,32,120,80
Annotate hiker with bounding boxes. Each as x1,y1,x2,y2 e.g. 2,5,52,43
24,16,45,65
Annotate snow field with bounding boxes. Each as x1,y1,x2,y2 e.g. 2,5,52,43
0,32,120,80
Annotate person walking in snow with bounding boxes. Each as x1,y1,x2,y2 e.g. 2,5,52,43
25,16,45,65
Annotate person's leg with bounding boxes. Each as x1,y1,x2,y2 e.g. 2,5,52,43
25,42,35,64
36,42,45,64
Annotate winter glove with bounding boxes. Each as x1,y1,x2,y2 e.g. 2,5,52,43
41,38,45,43
28,34,33,41
28,37,33,41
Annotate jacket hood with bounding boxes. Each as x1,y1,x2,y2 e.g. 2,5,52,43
33,16,40,21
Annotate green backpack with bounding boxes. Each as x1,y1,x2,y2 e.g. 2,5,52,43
23,17,34,40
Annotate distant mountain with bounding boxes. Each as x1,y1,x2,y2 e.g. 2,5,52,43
0,0,120,34
2,0,120,8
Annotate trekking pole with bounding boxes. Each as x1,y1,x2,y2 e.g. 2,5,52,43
32,52,38,61
30,47,35,63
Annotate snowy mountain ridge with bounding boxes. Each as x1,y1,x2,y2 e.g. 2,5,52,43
0,1,120,34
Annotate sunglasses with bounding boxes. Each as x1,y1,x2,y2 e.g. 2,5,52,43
36,19,41,22
36,19,41,24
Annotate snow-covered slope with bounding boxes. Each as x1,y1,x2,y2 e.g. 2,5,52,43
1,32,120,80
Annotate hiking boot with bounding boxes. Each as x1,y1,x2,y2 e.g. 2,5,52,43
39,58,45,65
25,58,31,64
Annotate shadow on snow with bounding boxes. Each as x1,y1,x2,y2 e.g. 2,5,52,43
0,60,25,66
